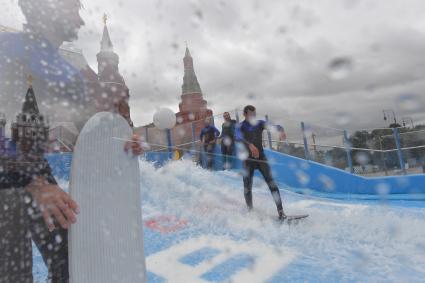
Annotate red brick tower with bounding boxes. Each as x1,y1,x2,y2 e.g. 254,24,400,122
0,113,6,155
176,46,213,137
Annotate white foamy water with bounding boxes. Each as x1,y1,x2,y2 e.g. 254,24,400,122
33,159,425,282
140,159,425,283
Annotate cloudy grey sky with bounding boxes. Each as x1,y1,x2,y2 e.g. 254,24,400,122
2,0,425,133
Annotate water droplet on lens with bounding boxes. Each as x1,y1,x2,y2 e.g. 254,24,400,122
328,57,353,80
355,152,370,165
336,112,351,126
153,108,176,130
397,93,420,111
55,234,62,243
194,9,203,20
246,92,256,100
376,183,390,195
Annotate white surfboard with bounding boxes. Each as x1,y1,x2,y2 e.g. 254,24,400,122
69,112,146,283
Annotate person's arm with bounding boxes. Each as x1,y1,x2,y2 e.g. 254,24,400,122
259,120,267,132
263,120,285,133
199,129,205,144
230,120,237,139
219,125,224,139
212,127,220,143
277,125,287,142
27,173,79,232
124,134,144,155
236,122,261,158
235,123,249,145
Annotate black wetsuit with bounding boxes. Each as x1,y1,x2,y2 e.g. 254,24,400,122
236,120,283,214
220,119,236,167
200,125,220,170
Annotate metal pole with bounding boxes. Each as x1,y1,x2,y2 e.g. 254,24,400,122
383,109,398,127
393,127,406,174
384,109,397,125
391,110,397,125
312,133,317,152
191,122,196,154
265,115,273,149
301,122,311,160
379,136,388,176
166,129,173,158
343,130,354,173
144,127,149,143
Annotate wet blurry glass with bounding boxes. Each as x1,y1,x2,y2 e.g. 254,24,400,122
1,0,425,282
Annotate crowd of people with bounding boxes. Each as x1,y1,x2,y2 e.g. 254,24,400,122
199,112,237,170
199,106,286,220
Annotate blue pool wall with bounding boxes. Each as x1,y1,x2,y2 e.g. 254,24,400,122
45,149,425,200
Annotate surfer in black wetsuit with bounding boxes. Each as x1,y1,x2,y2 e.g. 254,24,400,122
220,112,237,169
200,118,220,170
236,105,286,220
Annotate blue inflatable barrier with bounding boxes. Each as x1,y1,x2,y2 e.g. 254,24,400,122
143,149,425,201
45,149,425,201
263,150,425,200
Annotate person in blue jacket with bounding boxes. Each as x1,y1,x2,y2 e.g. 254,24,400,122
200,118,220,170
236,105,286,221
0,1,143,282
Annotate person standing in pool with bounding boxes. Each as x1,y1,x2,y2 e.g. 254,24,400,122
220,112,237,169
235,105,286,221
200,117,220,170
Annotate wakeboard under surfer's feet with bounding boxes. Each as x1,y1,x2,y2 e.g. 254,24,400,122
278,211,309,224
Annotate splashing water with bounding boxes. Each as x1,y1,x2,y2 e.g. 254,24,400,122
33,160,425,282
139,160,425,282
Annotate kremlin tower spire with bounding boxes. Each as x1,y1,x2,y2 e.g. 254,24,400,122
95,14,133,127
100,14,114,52
175,44,213,143
182,46,202,95
11,75,49,158
177,44,211,114
96,14,122,83
21,75,40,114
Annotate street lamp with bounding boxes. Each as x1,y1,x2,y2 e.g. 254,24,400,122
401,117,414,128
311,133,317,152
382,109,398,127
378,136,388,176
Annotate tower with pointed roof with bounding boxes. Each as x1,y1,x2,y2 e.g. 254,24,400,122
0,113,5,138
0,113,6,154
11,78,49,159
176,46,213,134
95,14,133,127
